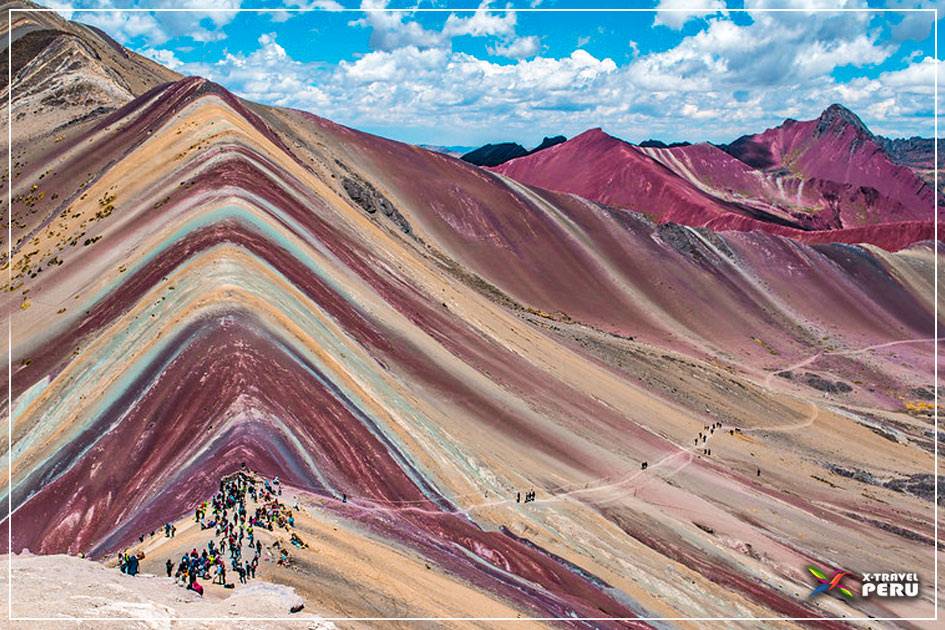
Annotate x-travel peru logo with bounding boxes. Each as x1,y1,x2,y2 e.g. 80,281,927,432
807,566,855,600
0,0,941,627
807,566,923,602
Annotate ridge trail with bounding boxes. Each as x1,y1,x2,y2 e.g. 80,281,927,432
314,337,935,519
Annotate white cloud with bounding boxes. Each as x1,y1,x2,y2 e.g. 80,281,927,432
107,3,937,144
297,0,345,10
48,0,242,46
633,4,892,91
270,1,344,22
178,32,620,138
653,0,726,30
877,55,943,93
350,0,447,51
443,2,517,38
488,35,540,59
351,1,525,53
140,47,183,70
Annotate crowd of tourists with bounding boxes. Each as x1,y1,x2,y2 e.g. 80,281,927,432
117,470,305,596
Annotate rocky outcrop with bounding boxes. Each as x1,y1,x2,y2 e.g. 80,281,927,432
341,175,411,234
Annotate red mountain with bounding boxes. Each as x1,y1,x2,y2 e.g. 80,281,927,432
491,105,939,251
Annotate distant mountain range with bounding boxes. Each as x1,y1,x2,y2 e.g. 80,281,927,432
458,135,567,167
453,113,941,198
489,104,940,251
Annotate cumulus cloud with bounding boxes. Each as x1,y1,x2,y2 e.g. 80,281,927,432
443,2,517,38
47,0,241,46
74,1,939,143
140,47,184,70
270,1,344,23
351,1,524,52
653,0,726,30
350,0,447,51
178,32,620,138
634,5,892,91
877,55,943,92
488,35,540,59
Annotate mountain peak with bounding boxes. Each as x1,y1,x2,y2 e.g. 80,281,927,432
531,135,567,153
570,127,617,145
815,103,872,138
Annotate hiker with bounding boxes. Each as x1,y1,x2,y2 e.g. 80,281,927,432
189,578,204,597
641,462,647,470
237,564,246,584
166,559,174,577
516,492,521,503
757,468,761,477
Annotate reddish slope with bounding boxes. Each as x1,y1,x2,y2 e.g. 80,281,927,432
490,107,937,251
491,128,814,230
724,104,936,226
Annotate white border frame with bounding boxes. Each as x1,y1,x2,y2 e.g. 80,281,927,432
4,4,940,624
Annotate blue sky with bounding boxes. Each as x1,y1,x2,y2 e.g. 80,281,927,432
45,1,942,147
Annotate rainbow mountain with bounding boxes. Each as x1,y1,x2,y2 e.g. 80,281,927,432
0,3,940,626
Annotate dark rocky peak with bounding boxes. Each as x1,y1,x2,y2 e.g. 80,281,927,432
638,139,693,149
461,142,528,167
814,103,873,139
530,135,567,153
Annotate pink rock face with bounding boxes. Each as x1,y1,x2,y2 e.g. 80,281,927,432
491,107,938,252
724,105,936,226
494,128,739,227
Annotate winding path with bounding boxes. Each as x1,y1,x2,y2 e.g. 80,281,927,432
761,337,935,390
288,338,936,520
